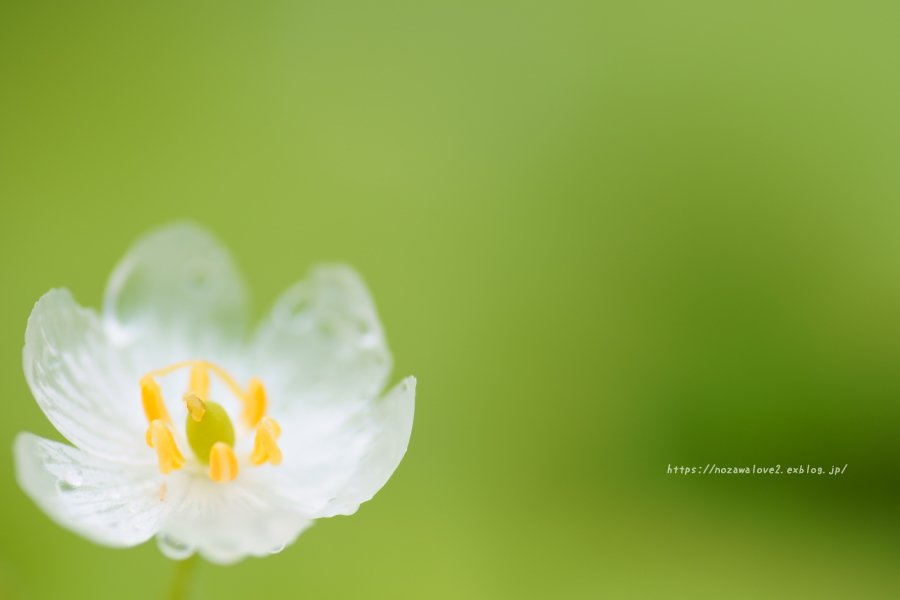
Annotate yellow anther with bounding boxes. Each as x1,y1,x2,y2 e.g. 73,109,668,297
204,361,250,402
183,392,207,422
141,377,170,424
208,441,239,483
244,378,267,428
189,364,210,399
250,417,283,466
147,419,185,475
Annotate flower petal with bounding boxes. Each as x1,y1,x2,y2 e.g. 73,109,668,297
102,222,249,370
158,476,311,564
14,433,179,547
322,376,416,515
24,289,149,462
262,376,416,517
251,265,392,415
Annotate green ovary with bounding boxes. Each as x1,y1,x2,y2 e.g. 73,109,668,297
185,401,235,464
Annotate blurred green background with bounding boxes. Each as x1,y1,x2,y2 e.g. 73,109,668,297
2,1,900,598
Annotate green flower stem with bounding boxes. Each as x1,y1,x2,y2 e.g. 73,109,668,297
167,555,200,600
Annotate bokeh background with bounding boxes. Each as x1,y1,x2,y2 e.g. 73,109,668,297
2,1,900,598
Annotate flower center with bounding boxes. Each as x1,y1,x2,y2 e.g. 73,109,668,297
139,360,282,483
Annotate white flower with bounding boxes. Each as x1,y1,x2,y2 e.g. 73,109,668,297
13,223,416,564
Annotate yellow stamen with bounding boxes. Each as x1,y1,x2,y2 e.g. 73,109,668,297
139,359,283,481
145,360,250,401
244,378,267,428
147,419,185,475
183,392,207,422
189,364,210,399
144,360,198,379
203,361,249,402
250,417,283,466
141,377,170,424
208,442,239,483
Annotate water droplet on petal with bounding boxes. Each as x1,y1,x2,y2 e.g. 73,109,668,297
157,534,194,560
357,333,379,349
58,468,83,491
289,295,311,318
268,543,285,554
182,258,218,300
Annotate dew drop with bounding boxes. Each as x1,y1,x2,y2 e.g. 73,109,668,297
356,317,371,334
268,543,285,554
58,468,83,491
274,285,316,333
289,295,311,318
357,333,379,349
157,534,194,560
317,320,337,337
182,258,217,299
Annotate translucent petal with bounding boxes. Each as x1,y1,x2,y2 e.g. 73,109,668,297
250,265,392,416
102,222,249,371
158,476,311,564
23,289,149,462
263,377,416,517
14,433,180,547
318,376,416,516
